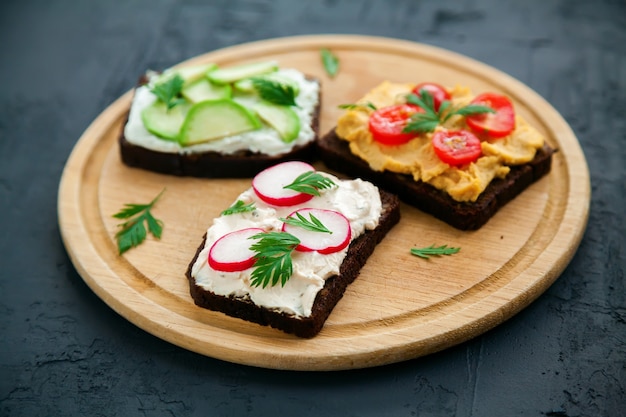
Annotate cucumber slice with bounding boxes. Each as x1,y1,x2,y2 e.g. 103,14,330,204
232,78,256,93
207,61,278,85
254,102,301,143
179,99,262,146
175,63,217,84
233,73,300,95
181,78,232,103
141,100,191,141
156,63,217,85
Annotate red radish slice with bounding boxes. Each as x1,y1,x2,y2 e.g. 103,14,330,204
281,208,351,254
208,228,264,272
252,161,316,207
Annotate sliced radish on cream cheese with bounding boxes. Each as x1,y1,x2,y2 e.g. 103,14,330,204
281,208,351,254
208,228,264,272
252,161,316,206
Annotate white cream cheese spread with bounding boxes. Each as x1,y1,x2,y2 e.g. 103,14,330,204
190,173,382,317
123,68,320,156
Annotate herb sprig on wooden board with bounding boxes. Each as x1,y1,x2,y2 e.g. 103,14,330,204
249,232,301,288
113,189,165,254
410,244,460,259
251,77,297,106
283,171,336,196
320,48,339,78
150,75,186,110
403,90,494,134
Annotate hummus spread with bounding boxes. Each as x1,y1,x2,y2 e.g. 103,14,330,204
335,81,545,202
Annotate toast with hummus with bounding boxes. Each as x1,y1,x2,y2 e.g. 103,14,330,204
317,81,554,230
120,61,321,177
185,161,400,338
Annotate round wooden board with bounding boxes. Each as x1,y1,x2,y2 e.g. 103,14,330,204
58,35,590,371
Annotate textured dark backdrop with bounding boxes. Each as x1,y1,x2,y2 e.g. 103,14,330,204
1,1,624,416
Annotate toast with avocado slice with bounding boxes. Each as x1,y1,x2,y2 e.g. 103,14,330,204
119,61,321,178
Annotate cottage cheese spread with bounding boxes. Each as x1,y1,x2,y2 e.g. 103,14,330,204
124,68,320,156
190,174,382,317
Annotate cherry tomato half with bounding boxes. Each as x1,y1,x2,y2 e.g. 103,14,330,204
411,82,451,111
368,104,422,145
432,130,482,166
465,92,515,138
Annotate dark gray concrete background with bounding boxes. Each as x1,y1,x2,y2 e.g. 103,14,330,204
1,0,624,416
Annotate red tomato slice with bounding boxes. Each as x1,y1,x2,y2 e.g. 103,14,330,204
368,104,422,145
465,92,515,138
411,82,451,111
432,130,482,166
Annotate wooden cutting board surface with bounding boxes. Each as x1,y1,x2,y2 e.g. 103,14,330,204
57,35,590,371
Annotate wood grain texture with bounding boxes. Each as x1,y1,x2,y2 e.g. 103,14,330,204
57,35,590,370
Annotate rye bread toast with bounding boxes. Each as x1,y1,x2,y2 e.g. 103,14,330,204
317,128,554,230
119,74,321,178
185,189,400,338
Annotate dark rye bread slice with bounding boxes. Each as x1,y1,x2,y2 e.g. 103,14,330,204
185,189,400,338
119,75,321,178
317,128,555,230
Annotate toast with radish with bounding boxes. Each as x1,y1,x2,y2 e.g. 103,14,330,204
186,161,400,338
119,61,321,177
317,81,554,230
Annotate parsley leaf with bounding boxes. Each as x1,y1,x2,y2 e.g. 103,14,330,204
403,90,495,134
320,48,339,78
283,171,336,197
410,244,460,259
248,232,300,288
251,77,297,106
150,74,186,110
113,189,165,254
221,200,256,216
280,212,332,234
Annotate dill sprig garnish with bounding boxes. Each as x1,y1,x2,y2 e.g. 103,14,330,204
280,212,332,234
410,244,460,259
283,171,336,197
221,200,256,216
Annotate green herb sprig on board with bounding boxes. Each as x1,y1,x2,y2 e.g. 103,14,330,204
113,189,165,254
410,244,460,259
320,48,339,78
